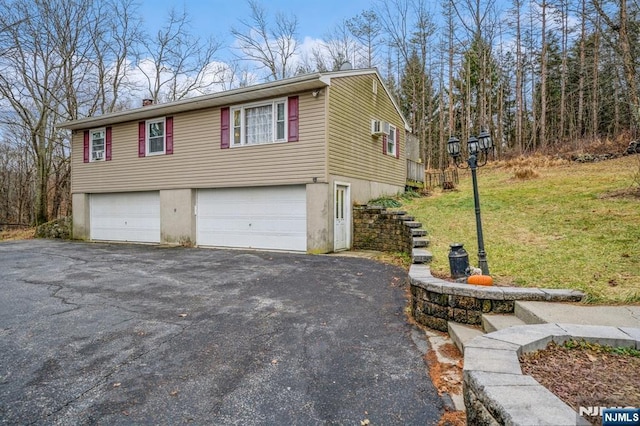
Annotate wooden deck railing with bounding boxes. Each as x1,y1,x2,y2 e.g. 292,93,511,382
407,159,425,184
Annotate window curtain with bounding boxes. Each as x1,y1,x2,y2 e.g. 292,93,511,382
245,105,272,144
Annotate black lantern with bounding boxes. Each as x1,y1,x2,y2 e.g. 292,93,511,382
467,136,479,156
447,136,461,158
478,129,493,151
446,129,494,275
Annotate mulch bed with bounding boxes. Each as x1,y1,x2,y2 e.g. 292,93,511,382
520,340,640,425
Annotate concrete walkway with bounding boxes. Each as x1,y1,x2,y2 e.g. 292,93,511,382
413,262,640,425
456,300,640,425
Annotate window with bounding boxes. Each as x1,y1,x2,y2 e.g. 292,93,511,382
386,124,397,156
230,99,287,146
138,117,173,157
146,118,165,155
90,128,105,161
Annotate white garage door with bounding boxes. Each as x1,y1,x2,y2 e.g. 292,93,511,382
197,186,307,251
90,192,160,243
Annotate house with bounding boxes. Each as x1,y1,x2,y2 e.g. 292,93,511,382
59,68,409,253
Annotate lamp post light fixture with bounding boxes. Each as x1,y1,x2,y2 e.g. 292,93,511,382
447,130,494,275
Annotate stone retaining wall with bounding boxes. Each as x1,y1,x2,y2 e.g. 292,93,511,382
409,264,584,332
353,205,413,254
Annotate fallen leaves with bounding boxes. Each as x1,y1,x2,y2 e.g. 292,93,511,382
520,341,640,425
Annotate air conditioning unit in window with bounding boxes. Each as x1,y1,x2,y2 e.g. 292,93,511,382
92,151,104,160
371,119,382,136
381,121,391,135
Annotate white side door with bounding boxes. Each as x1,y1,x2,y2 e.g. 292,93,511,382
334,183,350,251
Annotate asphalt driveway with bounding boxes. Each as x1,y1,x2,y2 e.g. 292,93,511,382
0,240,443,425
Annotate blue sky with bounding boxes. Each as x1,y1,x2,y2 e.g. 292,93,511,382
139,0,377,45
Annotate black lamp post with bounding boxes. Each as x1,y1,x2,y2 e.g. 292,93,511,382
447,129,493,275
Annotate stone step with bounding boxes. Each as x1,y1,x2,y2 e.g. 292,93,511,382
400,215,415,221
412,248,433,264
411,228,428,237
514,301,549,325
412,237,430,248
448,321,485,354
482,314,527,333
403,221,422,228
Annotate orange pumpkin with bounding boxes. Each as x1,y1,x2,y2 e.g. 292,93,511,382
467,275,494,286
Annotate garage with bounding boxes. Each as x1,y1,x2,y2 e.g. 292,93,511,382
90,192,160,243
197,186,307,251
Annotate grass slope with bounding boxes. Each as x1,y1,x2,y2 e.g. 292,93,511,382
405,155,640,304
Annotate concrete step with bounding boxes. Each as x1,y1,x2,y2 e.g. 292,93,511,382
412,237,430,248
482,314,527,333
411,228,428,237
448,321,485,354
514,300,640,327
514,301,547,325
412,248,433,264
404,221,422,228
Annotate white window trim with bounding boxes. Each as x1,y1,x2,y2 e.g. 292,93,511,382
90,127,106,162
386,124,397,156
146,117,166,156
230,98,288,147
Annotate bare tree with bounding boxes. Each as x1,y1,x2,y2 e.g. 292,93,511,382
538,0,548,149
378,0,437,165
140,8,223,103
87,0,143,115
231,0,298,80
592,0,640,136
0,0,140,224
0,0,73,224
346,9,382,68
322,21,362,70
511,0,525,153
451,0,498,130
576,0,587,141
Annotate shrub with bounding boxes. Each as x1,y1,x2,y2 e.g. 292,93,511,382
513,167,539,180
35,217,72,239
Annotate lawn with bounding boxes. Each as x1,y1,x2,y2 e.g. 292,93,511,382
404,155,640,304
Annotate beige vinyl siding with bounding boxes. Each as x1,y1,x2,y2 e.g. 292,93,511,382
71,93,326,194
327,74,405,187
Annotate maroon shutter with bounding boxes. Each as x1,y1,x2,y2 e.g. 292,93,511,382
382,134,387,155
83,130,89,163
220,107,230,149
166,116,173,154
395,127,400,159
288,96,299,142
138,121,146,157
105,127,112,161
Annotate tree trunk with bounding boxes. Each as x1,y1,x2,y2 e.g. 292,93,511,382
539,0,547,149
577,0,586,143
515,0,524,154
